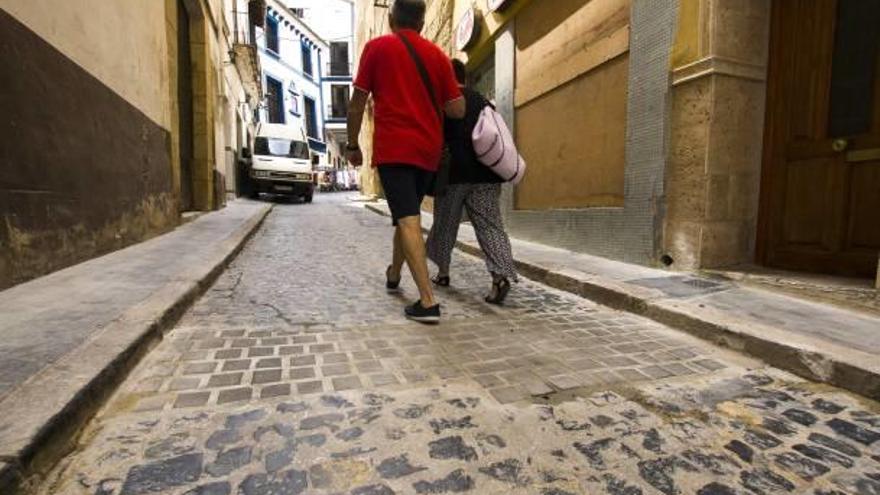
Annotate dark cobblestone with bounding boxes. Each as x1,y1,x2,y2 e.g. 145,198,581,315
429,436,478,462
773,451,830,481
238,469,307,495
781,408,818,426
413,469,474,493
809,432,862,457
813,399,846,415
376,454,427,479
725,440,754,463
793,443,855,468
479,458,529,486
739,468,796,493
206,446,252,477
183,481,232,495
120,453,203,495
826,418,880,446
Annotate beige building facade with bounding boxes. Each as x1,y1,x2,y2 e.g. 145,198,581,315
354,0,880,285
0,0,263,289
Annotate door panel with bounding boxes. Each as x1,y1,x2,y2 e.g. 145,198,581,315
849,163,880,248
782,159,834,246
759,0,880,277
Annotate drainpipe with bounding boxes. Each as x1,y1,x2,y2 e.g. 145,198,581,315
317,47,326,167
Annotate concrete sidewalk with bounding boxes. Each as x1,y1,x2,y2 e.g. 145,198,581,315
0,200,271,489
364,202,880,400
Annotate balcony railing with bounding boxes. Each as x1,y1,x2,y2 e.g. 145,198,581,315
325,62,353,77
232,10,256,46
230,8,262,100
327,105,348,120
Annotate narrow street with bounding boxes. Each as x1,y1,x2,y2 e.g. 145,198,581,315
38,194,879,495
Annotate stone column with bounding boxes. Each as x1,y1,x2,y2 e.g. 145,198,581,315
875,254,879,289
664,0,770,269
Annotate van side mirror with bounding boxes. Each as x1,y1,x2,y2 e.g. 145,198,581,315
241,147,251,159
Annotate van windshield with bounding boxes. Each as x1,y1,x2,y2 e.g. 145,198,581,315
254,137,310,159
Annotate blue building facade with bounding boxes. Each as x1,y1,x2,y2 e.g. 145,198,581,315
257,0,329,166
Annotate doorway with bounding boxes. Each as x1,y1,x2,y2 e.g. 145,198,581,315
177,0,195,211
759,0,880,278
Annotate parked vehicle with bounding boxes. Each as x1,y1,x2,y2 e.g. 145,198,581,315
246,123,316,202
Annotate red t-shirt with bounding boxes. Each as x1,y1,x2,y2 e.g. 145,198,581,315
353,30,462,171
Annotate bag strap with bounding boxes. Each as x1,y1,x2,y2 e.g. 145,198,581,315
396,33,443,124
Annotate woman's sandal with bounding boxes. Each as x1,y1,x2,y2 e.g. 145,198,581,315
485,277,511,305
432,274,451,287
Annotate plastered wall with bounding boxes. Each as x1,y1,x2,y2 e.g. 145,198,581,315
0,0,172,129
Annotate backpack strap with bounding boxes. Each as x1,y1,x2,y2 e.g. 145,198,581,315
396,33,444,124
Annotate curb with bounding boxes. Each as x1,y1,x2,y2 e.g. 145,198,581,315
364,203,880,401
0,204,272,494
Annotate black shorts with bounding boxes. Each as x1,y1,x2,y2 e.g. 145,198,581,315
378,164,434,226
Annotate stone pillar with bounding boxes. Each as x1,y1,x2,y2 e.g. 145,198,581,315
664,0,771,269
875,254,879,289
356,100,382,199
495,23,516,224
189,11,218,211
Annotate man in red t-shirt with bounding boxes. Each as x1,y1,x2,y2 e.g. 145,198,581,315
347,0,464,324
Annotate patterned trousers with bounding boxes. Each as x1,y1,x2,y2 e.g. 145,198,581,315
426,183,518,281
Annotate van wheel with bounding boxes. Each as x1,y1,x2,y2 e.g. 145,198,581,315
304,194,313,203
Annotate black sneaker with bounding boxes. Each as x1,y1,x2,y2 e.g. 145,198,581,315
405,300,441,324
386,265,401,293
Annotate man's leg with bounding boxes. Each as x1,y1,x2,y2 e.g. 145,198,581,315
397,215,436,307
389,227,405,281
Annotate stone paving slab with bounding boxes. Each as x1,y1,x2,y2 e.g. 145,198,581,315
114,312,727,414
366,203,880,400
0,200,272,491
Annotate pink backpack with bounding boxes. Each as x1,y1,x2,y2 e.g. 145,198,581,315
472,105,526,184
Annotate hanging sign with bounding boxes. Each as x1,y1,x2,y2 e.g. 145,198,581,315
456,8,483,51
487,0,514,12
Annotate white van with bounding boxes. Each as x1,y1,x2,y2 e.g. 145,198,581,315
247,123,316,202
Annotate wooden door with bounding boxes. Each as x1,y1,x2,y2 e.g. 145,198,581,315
759,0,880,277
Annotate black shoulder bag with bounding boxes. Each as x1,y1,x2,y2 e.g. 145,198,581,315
396,33,451,198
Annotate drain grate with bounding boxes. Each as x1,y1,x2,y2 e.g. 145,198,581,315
627,276,730,298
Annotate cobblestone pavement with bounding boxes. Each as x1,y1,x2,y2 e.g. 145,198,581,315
40,194,880,494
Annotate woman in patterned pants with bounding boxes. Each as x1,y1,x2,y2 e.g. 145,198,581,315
426,60,518,304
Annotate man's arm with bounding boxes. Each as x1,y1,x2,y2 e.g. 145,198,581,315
444,97,466,120
346,88,369,166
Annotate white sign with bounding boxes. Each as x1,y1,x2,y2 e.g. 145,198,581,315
456,8,482,51
487,0,514,12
